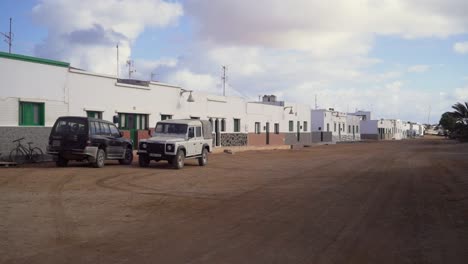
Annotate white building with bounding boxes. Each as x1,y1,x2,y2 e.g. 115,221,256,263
0,51,311,152
311,108,361,142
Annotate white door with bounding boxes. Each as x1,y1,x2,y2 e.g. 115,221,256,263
187,126,197,156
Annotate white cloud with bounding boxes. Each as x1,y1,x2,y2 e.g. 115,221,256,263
165,69,219,93
454,41,468,54
32,0,183,74
408,65,430,73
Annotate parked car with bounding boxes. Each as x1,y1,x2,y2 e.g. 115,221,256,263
137,119,213,169
47,116,133,167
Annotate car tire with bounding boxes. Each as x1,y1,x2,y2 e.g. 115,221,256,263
198,148,208,166
31,147,44,163
56,156,68,167
119,147,133,165
172,149,185,169
138,154,150,167
93,149,106,168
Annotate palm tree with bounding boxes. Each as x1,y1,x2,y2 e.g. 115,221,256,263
451,102,468,124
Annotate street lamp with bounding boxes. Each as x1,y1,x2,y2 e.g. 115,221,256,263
180,89,195,102
283,106,294,114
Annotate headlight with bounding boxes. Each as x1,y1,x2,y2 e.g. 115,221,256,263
166,144,174,151
141,143,147,149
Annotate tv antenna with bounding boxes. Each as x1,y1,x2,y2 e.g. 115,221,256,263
221,65,227,96
1,18,13,53
126,59,136,79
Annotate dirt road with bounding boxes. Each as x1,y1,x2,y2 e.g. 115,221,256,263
1,138,467,263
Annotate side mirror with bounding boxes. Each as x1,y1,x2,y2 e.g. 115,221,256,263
113,115,120,124
148,129,152,137
119,131,124,137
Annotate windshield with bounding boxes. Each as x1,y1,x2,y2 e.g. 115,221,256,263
52,118,88,135
155,123,188,135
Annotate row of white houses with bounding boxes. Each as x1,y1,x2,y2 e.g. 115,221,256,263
0,51,423,153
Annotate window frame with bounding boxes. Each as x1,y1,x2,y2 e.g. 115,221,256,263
19,101,45,126
289,120,294,132
255,122,261,134
233,118,241,133
274,123,280,134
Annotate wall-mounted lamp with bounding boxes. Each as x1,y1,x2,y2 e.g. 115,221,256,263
180,89,195,102
283,106,294,115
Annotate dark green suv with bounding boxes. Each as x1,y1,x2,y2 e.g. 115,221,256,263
47,116,133,168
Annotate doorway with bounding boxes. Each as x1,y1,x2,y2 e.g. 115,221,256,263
215,119,220,147
265,122,270,145
296,121,300,142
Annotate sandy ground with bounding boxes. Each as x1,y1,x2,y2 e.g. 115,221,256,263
1,137,467,264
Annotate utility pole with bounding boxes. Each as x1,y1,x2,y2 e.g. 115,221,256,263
1,18,13,53
221,65,227,96
126,59,135,79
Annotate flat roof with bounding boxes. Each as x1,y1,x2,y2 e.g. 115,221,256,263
0,51,70,68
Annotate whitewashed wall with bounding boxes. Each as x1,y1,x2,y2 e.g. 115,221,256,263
0,57,69,127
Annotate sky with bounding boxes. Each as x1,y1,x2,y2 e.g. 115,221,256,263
1,0,468,124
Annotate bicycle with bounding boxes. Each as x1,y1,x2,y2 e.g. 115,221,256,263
9,137,44,164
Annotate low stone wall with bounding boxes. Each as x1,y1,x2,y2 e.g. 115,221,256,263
285,133,313,145
221,133,248,146
361,134,379,140
247,133,285,146
311,131,333,143
0,127,51,160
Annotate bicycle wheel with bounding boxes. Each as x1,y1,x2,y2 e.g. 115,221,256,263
10,149,26,164
31,147,44,163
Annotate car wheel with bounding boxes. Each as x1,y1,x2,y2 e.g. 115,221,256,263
93,149,106,168
138,154,150,167
198,148,208,166
172,149,185,169
56,155,68,167
119,147,133,165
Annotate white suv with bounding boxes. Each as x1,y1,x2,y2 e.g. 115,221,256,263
137,119,213,169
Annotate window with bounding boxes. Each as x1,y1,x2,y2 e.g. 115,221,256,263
19,102,44,126
161,114,172,121
233,119,241,132
221,119,226,132
100,122,111,135
289,120,294,132
110,124,120,137
196,127,202,137
87,111,102,119
274,123,279,134
303,121,308,132
334,122,336,132
255,122,261,134
188,127,195,138
118,113,148,130
348,125,351,133
327,123,330,132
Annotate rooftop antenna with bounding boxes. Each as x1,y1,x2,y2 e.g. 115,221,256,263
221,65,227,96
427,105,431,124
126,59,136,79
315,94,318,109
1,18,13,53
116,44,119,78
